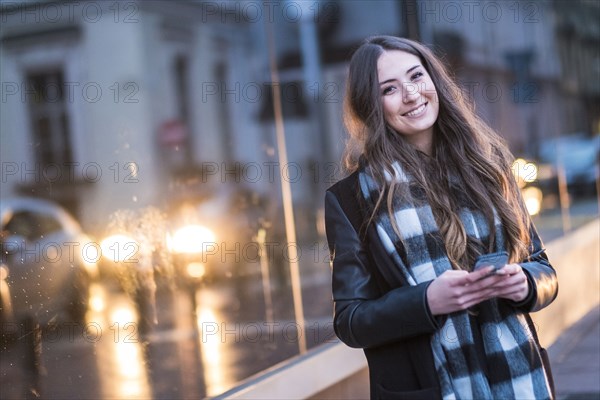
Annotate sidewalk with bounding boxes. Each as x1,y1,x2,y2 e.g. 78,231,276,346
548,305,600,400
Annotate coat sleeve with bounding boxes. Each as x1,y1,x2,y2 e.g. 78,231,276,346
325,190,441,349
510,222,559,312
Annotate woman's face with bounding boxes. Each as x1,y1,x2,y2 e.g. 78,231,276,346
377,50,439,153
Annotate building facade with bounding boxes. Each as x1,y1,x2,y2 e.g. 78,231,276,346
1,0,597,238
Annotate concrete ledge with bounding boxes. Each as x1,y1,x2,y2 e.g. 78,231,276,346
310,367,370,400
213,341,367,400
531,218,600,347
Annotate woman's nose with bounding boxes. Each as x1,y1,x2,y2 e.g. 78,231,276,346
403,82,421,103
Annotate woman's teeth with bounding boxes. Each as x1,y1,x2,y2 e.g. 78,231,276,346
404,103,426,117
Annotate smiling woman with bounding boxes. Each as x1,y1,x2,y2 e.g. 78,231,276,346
327,36,558,399
377,50,439,153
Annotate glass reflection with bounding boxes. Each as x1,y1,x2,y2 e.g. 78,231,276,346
86,283,152,399
196,295,227,397
114,340,147,398
88,284,105,313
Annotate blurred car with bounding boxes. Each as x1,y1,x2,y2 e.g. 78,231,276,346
96,184,266,293
0,197,98,329
538,134,600,197
166,189,264,288
98,212,173,300
166,197,242,287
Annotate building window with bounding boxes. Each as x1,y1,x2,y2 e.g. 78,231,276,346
21,69,80,214
258,80,308,121
214,61,235,162
26,70,74,171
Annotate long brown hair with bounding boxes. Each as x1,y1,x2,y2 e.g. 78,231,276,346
343,36,531,269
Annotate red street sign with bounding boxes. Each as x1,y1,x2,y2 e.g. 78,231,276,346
159,120,187,146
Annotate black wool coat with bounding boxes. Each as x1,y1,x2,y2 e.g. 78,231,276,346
324,171,558,400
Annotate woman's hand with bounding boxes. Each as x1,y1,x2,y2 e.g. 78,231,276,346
426,267,498,315
489,263,530,303
426,264,530,315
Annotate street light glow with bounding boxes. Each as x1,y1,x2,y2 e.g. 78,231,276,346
168,225,216,254
512,158,538,188
100,234,139,263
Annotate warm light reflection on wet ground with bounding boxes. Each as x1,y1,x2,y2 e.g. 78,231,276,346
197,306,228,397
87,283,152,399
0,273,334,399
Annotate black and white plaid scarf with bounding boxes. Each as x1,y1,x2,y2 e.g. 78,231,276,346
358,161,552,400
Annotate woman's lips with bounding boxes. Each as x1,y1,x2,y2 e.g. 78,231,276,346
402,102,428,117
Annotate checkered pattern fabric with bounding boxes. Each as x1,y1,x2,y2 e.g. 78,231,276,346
359,161,552,400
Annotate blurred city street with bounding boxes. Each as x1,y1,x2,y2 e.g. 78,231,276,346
1,0,598,398
1,267,334,399
532,198,600,243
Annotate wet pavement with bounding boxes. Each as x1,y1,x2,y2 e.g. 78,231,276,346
0,271,335,399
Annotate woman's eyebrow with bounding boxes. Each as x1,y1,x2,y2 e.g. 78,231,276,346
406,64,420,74
379,64,422,86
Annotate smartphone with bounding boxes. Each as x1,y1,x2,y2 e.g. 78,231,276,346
474,251,508,273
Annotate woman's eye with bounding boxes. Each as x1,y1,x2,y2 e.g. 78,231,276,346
411,71,424,81
382,86,395,95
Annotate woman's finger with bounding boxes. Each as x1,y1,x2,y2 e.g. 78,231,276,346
462,266,495,284
497,263,522,275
